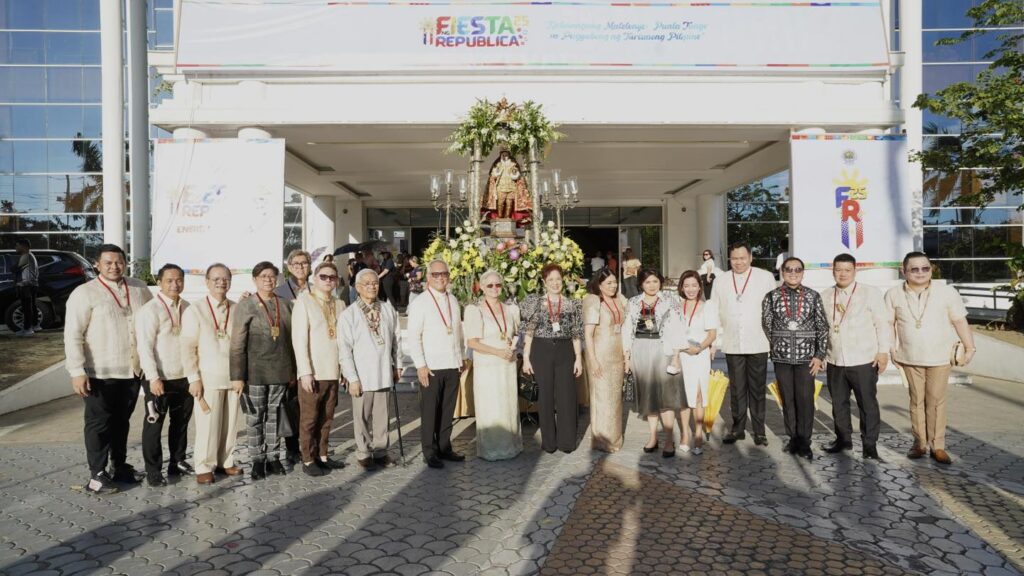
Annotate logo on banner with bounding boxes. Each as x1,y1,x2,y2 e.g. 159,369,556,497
833,169,868,249
422,16,528,48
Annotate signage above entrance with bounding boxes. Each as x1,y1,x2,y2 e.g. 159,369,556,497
177,0,889,74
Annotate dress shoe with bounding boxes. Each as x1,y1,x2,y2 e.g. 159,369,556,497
439,451,465,462
85,471,119,495
168,461,195,476
722,432,745,445
797,446,814,460
110,464,144,484
824,440,853,454
931,449,953,465
286,450,301,465
215,466,244,476
784,439,798,454
319,457,346,470
754,435,769,447
863,445,880,460
373,455,396,468
147,474,168,487
907,445,927,459
250,461,267,480
196,472,215,485
358,457,379,470
303,463,326,477
424,455,444,469
661,449,675,458
266,460,287,476
642,441,659,453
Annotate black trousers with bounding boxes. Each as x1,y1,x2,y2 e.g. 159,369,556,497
83,377,141,475
421,368,460,459
531,338,578,453
827,362,881,446
775,362,816,448
284,386,300,458
18,285,37,329
142,377,194,475
725,353,768,437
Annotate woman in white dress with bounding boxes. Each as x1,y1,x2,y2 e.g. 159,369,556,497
464,269,523,461
668,270,719,454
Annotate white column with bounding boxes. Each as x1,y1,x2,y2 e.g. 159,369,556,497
664,196,698,281
305,195,336,260
900,0,924,251
697,193,727,267
100,0,125,247
126,0,149,267
335,201,365,248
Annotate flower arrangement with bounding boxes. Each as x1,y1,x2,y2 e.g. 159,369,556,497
445,98,564,161
422,221,586,304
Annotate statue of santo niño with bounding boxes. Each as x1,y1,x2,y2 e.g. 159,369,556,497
482,150,532,222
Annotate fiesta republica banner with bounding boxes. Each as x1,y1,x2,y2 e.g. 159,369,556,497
790,134,912,270
176,0,890,73
152,139,286,275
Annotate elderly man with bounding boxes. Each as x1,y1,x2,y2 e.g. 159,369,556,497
886,251,976,465
180,263,244,485
292,261,348,475
275,249,312,467
65,244,153,494
821,253,891,460
407,258,468,469
137,263,194,486
339,268,402,470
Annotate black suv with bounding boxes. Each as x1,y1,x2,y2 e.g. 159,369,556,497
0,250,95,332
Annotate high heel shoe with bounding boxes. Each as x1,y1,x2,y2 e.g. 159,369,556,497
643,441,658,453
661,448,676,458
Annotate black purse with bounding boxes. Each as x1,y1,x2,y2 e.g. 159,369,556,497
623,371,636,403
277,386,300,438
518,371,539,403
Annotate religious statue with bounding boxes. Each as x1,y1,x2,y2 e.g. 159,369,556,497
483,150,532,223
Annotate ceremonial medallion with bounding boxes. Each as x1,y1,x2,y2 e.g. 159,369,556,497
645,319,654,331
552,322,561,334
216,330,227,340
787,321,798,331
271,326,280,340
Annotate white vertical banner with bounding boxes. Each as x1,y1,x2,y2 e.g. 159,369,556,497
790,134,912,270
152,138,286,274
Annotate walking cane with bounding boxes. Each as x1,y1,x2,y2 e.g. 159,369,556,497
390,382,407,466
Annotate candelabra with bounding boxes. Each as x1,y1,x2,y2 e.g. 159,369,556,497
430,169,469,239
538,169,580,231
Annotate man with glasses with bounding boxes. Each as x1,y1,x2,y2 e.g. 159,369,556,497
407,259,469,468
762,257,829,460
339,269,403,470
275,249,312,467
714,241,777,447
291,262,348,475
885,252,975,465
821,253,890,460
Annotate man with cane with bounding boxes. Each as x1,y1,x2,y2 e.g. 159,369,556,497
339,269,403,470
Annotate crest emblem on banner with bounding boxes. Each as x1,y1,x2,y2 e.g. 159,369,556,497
833,168,868,249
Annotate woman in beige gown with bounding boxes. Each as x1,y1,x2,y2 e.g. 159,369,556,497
583,268,628,452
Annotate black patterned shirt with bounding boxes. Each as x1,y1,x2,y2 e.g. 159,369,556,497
761,285,828,364
521,294,583,340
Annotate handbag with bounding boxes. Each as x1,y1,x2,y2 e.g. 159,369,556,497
518,371,539,403
950,342,966,366
623,371,636,403
277,386,300,438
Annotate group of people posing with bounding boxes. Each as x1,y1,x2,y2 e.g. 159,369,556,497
65,239,976,494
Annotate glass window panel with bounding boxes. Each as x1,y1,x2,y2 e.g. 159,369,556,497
8,0,45,29
923,207,974,226
0,106,10,136
973,259,1013,283
923,63,979,94
727,222,788,267
560,208,589,226
11,104,44,136
366,208,409,227
618,206,662,225
154,0,174,8
46,105,84,137
923,0,975,30
46,66,84,103
0,213,14,232
44,0,83,30
45,31,98,64
155,10,174,47
410,207,441,227
0,67,46,102
50,232,104,259
283,205,303,226
5,31,45,64
16,214,51,231
923,170,983,205
923,30,1015,63
12,140,45,171
0,140,11,171
57,175,102,212
923,111,961,135
71,140,101,171
589,207,619,225
973,226,1021,257
82,105,100,135
47,139,84,172
82,67,100,102
0,174,12,204
285,188,303,204
13,174,48,212
57,213,101,231
80,0,99,30
974,208,1023,225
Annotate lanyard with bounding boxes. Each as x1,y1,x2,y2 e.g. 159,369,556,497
782,287,805,320
732,271,751,300
832,283,857,328
546,295,562,324
97,277,131,310
642,297,659,319
428,288,453,334
206,296,230,334
485,299,508,337
157,294,180,330
255,293,281,329
602,297,622,325
683,299,699,327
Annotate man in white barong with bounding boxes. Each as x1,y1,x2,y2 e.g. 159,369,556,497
339,269,402,470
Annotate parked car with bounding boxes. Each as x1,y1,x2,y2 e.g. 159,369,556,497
0,249,96,332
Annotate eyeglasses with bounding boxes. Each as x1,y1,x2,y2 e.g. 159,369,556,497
318,274,339,282
430,272,450,278
359,282,379,288
484,283,502,289
782,267,804,274
907,266,931,274
289,261,310,267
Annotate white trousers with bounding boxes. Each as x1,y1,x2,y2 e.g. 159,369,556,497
352,390,391,460
193,387,242,474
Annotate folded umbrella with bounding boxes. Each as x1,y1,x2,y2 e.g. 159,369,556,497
703,370,729,435
768,379,825,409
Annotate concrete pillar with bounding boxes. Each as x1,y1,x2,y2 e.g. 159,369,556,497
335,201,365,249
305,195,336,261
664,196,698,282
126,0,149,268
900,0,924,252
100,0,125,247
697,193,727,269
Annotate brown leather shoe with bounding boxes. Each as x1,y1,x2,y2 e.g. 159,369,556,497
357,457,378,470
196,472,215,485
216,466,244,476
931,449,953,465
907,445,927,459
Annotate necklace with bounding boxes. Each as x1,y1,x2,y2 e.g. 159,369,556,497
485,299,509,343
206,296,230,339
428,288,454,335
255,293,282,341
158,294,181,335
782,286,805,331
314,292,337,339
683,299,699,327
732,270,752,303
903,283,930,329
642,296,659,331
602,296,622,334
97,277,132,316
546,294,563,334
832,283,857,334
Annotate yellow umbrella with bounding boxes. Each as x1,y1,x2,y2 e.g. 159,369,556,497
768,379,826,409
703,370,730,435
